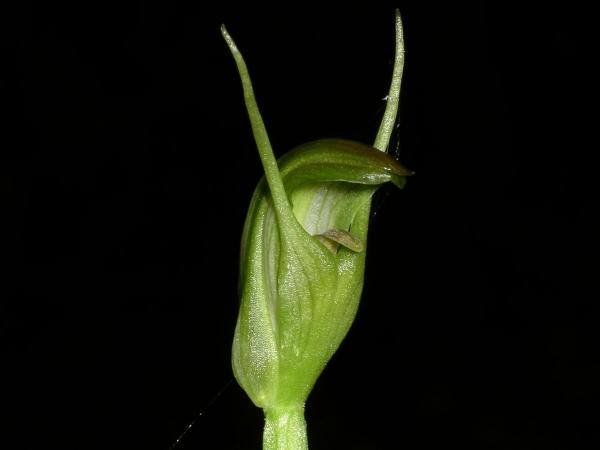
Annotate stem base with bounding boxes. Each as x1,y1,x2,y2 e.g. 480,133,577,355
263,408,308,450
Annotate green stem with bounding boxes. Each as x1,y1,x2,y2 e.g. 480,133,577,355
263,408,308,450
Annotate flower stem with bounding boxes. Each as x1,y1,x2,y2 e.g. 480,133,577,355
263,408,308,450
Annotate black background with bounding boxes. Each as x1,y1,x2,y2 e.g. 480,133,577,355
1,1,595,449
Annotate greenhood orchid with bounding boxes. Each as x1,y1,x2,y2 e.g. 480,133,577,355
222,10,410,450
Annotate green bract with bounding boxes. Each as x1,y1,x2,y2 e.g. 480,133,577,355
222,10,409,450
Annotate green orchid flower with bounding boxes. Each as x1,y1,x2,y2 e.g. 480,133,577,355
222,10,410,450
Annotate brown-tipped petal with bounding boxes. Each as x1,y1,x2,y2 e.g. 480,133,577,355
315,229,364,253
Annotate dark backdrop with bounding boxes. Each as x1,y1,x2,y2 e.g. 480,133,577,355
1,1,595,449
